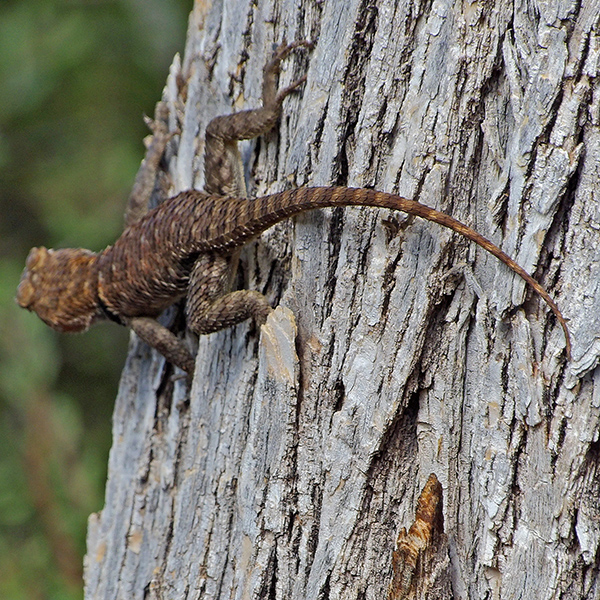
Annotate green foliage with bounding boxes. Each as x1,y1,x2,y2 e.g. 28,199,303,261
0,1,190,597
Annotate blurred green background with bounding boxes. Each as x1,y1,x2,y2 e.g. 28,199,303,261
0,1,190,598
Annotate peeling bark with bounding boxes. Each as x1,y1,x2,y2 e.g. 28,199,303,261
85,1,600,599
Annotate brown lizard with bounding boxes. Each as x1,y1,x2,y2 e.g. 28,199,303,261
16,42,571,375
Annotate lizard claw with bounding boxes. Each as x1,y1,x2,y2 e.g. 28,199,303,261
274,75,308,104
270,38,315,63
264,39,314,107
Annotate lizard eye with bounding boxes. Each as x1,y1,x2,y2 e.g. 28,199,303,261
25,247,49,271
16,278,35,309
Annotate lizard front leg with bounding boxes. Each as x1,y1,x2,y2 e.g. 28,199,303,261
127,316,196,374
204,39,312,196
125,102,175,227
185,253,271,335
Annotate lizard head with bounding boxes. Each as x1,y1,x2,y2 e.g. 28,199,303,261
17,247,104,333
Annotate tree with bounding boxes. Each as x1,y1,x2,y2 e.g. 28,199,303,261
84,1,600,598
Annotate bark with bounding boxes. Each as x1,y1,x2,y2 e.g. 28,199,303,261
84,1,600,599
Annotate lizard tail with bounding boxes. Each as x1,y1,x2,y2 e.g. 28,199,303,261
191,186,571,358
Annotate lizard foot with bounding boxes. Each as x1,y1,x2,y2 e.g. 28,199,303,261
263,38,314,107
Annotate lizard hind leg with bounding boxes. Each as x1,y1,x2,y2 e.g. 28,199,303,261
185,253,272,335
203,39,312,197
262,39,313,109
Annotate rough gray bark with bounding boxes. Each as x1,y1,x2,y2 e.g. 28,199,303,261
85,1,600,599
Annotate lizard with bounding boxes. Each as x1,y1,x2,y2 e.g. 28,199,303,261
16,41,572,376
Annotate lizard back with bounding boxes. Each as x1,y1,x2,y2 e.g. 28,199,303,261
95,186,571,357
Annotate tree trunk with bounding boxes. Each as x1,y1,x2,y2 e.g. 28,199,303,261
84,1,600,599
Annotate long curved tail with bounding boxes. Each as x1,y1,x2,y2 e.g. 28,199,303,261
186,186,571,357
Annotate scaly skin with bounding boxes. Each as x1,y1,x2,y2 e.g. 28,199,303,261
17,186,571,364
16,42,572,374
